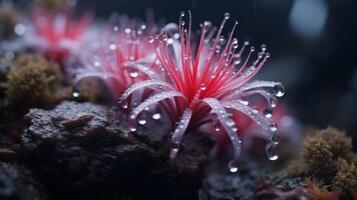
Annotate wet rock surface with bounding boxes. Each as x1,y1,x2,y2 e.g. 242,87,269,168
21,101,215,200
0,162,48,200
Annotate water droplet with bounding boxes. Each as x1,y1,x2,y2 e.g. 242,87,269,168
224,12,230,20
200,84,207,91
162,34,168,41
113,26,119,32
130,71,139,78
227,119,235,127
109,43,117,50
138,119,146,125
266,145,279,161
271,134,280,145
180,12,185,17
228,160,238,173
152,113,161,120
130,127,137,132
269,123,278,133
148,36,155,44
72,91,80,98
14,23,26,35
264,109,273,118
261,44,267,51
273,84,285,97
124,28,131,34
270,97,278,108
140,24,147,30
94,61,101,67
122,103,128,109
250,46,255,52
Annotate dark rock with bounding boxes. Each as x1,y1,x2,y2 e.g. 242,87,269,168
199,161,265,200
21,101,215,200
0,162,48,200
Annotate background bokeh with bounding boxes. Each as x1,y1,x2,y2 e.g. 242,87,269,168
10,0,357,146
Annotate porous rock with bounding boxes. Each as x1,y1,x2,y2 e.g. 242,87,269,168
21,101,215,200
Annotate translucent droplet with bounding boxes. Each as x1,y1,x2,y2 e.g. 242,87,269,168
138,119,146,125
130,127,137,132
152,113,161,120
269,123,278,133
122,103,128,109
109,43,117,50
224,12,230,20
162,34,168,41
124,28,131,34
264,109,273,118
130,71,139,78
228,160,238,173
113,26,119,32
148,36,155,44
94,61,101,67
273,84,285,97
72,92,80,98
266,145,279,161
200,84,207,91
180,12,185,17
261,44,267,51
271,134,280,145
270,97,278,108
227,119,235,127
14,23,26,35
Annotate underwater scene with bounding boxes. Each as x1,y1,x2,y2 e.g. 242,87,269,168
0,0,356,199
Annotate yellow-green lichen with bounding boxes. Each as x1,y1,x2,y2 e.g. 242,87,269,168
286,127,357,194
3,54,68,113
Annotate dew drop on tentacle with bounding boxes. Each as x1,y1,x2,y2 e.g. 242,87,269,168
273,83,285,97
271,134,280,145
200,84,207,91
138,118,146,125
148,36,155,44
269,122,278,133
130,71,139,78
228,159,239,173
72,91,80,98
152,113,161,120
263,109,273,119
224,12,230,20
266,143,279,161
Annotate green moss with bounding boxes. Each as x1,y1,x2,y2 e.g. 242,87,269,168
286,126,357,194
319,127,352,160
301,136,336,180
333,158,357,192
3,54,67,113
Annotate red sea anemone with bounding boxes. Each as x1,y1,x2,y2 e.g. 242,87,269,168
74,15,160,102
120,12,285,172
26,7,91,62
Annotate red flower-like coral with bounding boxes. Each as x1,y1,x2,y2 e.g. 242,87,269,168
75,15,160,102
120,12,285,171
27,7,91,62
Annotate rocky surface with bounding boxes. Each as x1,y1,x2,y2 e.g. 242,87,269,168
21,101,215,200
0,162,48,200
